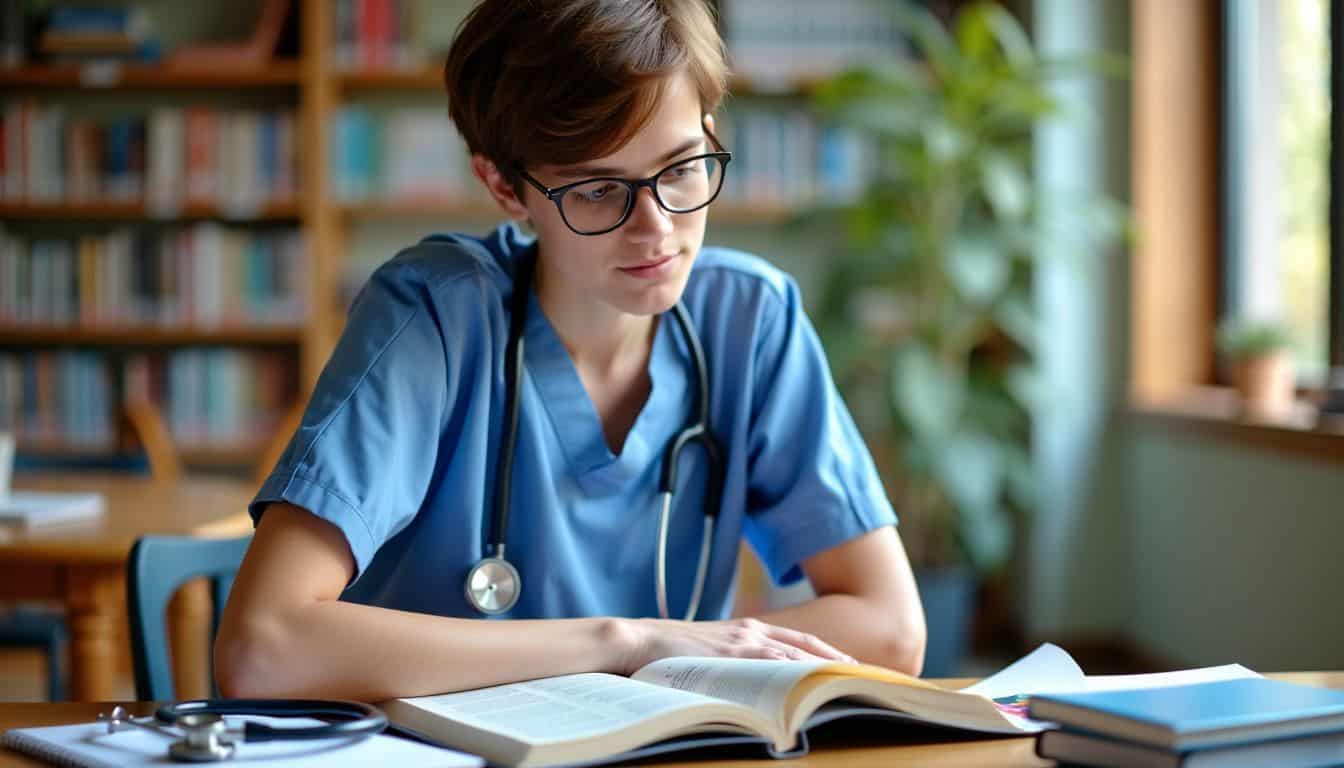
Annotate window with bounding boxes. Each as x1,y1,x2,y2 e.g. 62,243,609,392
1222,0,1341,386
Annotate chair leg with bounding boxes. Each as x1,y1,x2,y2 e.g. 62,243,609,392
46,623,68,702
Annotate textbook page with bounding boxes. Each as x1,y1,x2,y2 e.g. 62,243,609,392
387,672,767,746
960,643,1258,699
633,657,830,739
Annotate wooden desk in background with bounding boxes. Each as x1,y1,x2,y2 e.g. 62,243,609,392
0,473,255,701
3,674,1342,767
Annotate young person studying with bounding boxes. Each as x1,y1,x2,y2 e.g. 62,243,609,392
216,0,926,702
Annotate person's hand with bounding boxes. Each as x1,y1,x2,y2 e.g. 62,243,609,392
611,617,856,676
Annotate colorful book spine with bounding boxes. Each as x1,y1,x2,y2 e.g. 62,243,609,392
0,225,306,329
0,102,297,210
0,350,296,452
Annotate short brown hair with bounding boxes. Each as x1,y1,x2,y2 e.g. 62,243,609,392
443,0,728,188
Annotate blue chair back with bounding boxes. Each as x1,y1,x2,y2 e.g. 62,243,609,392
126,535,251,701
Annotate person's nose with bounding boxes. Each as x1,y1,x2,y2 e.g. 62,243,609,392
623,186,674,242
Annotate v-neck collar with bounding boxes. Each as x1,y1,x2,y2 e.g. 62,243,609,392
522,289,687,495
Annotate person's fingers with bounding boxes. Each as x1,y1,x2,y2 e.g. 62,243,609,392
759,624,854,662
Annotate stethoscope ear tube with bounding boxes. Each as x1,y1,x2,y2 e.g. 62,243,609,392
156,699,388,743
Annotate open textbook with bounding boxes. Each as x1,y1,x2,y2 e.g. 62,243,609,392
380,644,1259,768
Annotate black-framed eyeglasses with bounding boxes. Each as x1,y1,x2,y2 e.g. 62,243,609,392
518,130,732,236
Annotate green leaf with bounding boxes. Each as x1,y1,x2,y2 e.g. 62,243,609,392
980,3,1035,71
922,120,966,163
947,236,1010,305
1002,445,1037,511
980,153,1030,222
1004,363,1049,413
958,502,1013,572
891,343,964,439
933,430,1004,510
892,2,961,80
994,293,1037,349
955,3,995,64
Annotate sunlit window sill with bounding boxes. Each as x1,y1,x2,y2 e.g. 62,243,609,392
1129,386,1344,464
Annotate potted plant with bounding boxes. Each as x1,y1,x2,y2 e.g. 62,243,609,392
1217,319,1297,419
801,2,1123,675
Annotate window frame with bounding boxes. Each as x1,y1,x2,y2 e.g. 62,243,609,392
1219,0,1342,381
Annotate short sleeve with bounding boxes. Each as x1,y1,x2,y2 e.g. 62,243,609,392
251,261,475,580
742,276,897,585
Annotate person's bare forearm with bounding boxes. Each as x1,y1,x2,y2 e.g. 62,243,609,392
216,601,633,701
753,594,926,675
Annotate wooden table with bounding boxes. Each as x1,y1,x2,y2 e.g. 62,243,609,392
0,473,255,701
2,674,1341,767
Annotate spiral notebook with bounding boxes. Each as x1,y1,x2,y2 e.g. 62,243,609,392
1,714,482,767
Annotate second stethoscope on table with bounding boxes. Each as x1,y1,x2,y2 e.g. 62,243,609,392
464,244,726,620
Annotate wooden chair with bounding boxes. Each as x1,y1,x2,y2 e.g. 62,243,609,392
122,399,184,485
126,535,252,700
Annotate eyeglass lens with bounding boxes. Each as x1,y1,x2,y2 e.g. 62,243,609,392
559,155,726,234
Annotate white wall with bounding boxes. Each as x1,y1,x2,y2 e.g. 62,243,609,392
1128,429,1344,670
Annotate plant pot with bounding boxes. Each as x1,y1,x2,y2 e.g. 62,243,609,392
1230,351,1296,420
914,565,976,678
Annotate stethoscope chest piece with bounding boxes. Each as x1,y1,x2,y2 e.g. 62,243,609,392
169,713,235,763
465,556,520,615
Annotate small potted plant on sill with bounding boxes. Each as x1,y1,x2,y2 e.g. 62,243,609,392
1217,319,1297,420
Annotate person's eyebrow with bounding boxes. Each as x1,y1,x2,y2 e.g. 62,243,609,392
552,136,707,179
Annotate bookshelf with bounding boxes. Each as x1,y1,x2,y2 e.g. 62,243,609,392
0,62,304,89
0,202,300,220
0,0,896,472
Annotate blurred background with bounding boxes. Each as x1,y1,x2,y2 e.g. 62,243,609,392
1,0,1341,701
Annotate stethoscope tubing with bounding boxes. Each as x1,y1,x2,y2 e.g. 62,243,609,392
472,244,725,620
156,699,387,742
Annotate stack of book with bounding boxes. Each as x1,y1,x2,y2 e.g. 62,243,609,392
35,6,161,64
1030,677,1344,767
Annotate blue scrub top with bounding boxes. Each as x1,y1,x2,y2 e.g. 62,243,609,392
251,222,896,620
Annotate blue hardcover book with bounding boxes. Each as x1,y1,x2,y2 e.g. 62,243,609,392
1028,678,1344,751
1037,726,1344,768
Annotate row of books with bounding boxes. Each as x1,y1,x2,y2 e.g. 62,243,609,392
0,352,114,448
0,225,307,329
719,107,876,206
720,0,905,89
331,0,473,72
1,103,298,215
328,104,875,209
330,105,479,204
0,349,295,452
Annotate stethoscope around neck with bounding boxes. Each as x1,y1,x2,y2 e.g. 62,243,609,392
464,244,726,620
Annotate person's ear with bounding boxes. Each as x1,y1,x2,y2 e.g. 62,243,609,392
470,154,529,220
702,113,716,135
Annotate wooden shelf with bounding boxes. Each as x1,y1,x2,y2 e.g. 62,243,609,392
1131,387,1344,465
15,441,124,458
0,201,301,222
0,326,305,346
338,200,499,219
179,442,268,466
335,67,442,91
0,61,303,89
